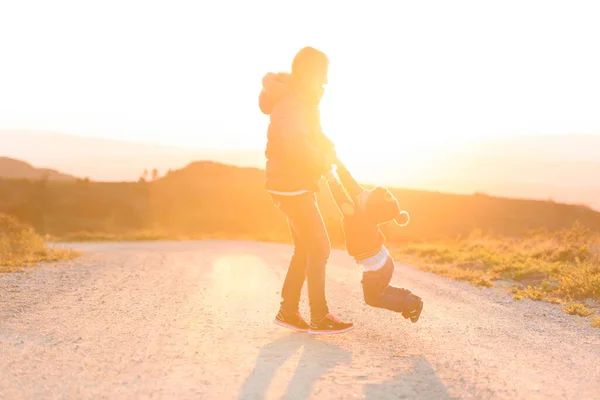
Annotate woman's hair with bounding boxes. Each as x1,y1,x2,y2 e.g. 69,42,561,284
291,47,329,81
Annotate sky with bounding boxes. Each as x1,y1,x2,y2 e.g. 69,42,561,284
1,0,600,172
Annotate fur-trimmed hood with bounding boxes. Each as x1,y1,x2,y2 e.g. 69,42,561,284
259,73,292,115
258,72,324,115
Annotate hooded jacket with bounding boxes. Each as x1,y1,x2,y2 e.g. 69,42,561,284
326,165,387,260
259,72,335,193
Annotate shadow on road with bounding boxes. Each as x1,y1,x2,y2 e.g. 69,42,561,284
237,332,352,400
363,355,453,400
238,333,451,400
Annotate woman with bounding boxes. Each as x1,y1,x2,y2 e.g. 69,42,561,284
258,46,353,334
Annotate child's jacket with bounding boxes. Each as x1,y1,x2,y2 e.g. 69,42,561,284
328,165,386,260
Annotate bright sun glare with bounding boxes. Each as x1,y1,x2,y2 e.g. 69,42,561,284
1,1,600,183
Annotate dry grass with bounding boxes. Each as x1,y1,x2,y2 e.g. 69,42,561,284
0,213,79,272
55,230,190,242
391,221,600,323
417,263,494,287
53,229,296,245
591,317,600,329
562,302,594,317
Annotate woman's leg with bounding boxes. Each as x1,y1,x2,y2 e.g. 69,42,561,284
278,218,308,314
272,193,330,321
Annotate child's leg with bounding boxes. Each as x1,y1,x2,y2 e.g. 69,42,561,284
361,257,424,322
361,257,394,308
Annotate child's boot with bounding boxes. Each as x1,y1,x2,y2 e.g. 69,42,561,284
401,293,424,323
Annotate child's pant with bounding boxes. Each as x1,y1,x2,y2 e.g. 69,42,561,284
361,256,415,313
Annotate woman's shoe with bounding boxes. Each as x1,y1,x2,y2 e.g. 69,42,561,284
308,313,354,334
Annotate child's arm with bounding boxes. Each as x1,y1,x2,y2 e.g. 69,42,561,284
334,161,364,200
325,170,356,216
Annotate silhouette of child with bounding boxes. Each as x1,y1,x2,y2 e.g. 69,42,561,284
325,161,423,322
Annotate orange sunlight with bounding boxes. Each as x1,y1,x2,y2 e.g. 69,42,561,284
3,3,600,399
2,1,600,194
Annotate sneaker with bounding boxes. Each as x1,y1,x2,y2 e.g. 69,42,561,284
273,309,310,332
308,313,354,335
402,294,424,323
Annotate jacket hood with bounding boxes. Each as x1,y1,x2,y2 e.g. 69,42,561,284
355,186,402,226
258,72,293,115
258,72,324,115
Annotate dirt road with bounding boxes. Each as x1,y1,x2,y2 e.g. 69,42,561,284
1,240,599,399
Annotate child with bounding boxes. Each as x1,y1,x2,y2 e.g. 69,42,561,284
325,161,423,322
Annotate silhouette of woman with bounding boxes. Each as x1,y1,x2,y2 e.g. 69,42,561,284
258,46,353,334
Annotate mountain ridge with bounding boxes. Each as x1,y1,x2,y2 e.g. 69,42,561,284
2,129,599,210
0,156,76,181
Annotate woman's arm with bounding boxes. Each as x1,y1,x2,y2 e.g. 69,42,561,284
325,171,355,216
335,161,364,199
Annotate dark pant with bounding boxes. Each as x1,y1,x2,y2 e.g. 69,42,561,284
361,256,415,313
271,192,330,322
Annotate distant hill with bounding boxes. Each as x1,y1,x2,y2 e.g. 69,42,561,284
412,133,600,193
1,161,599,245
1,130,599,210
0,130,265,182
0,157,76,181
347,133,600,211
